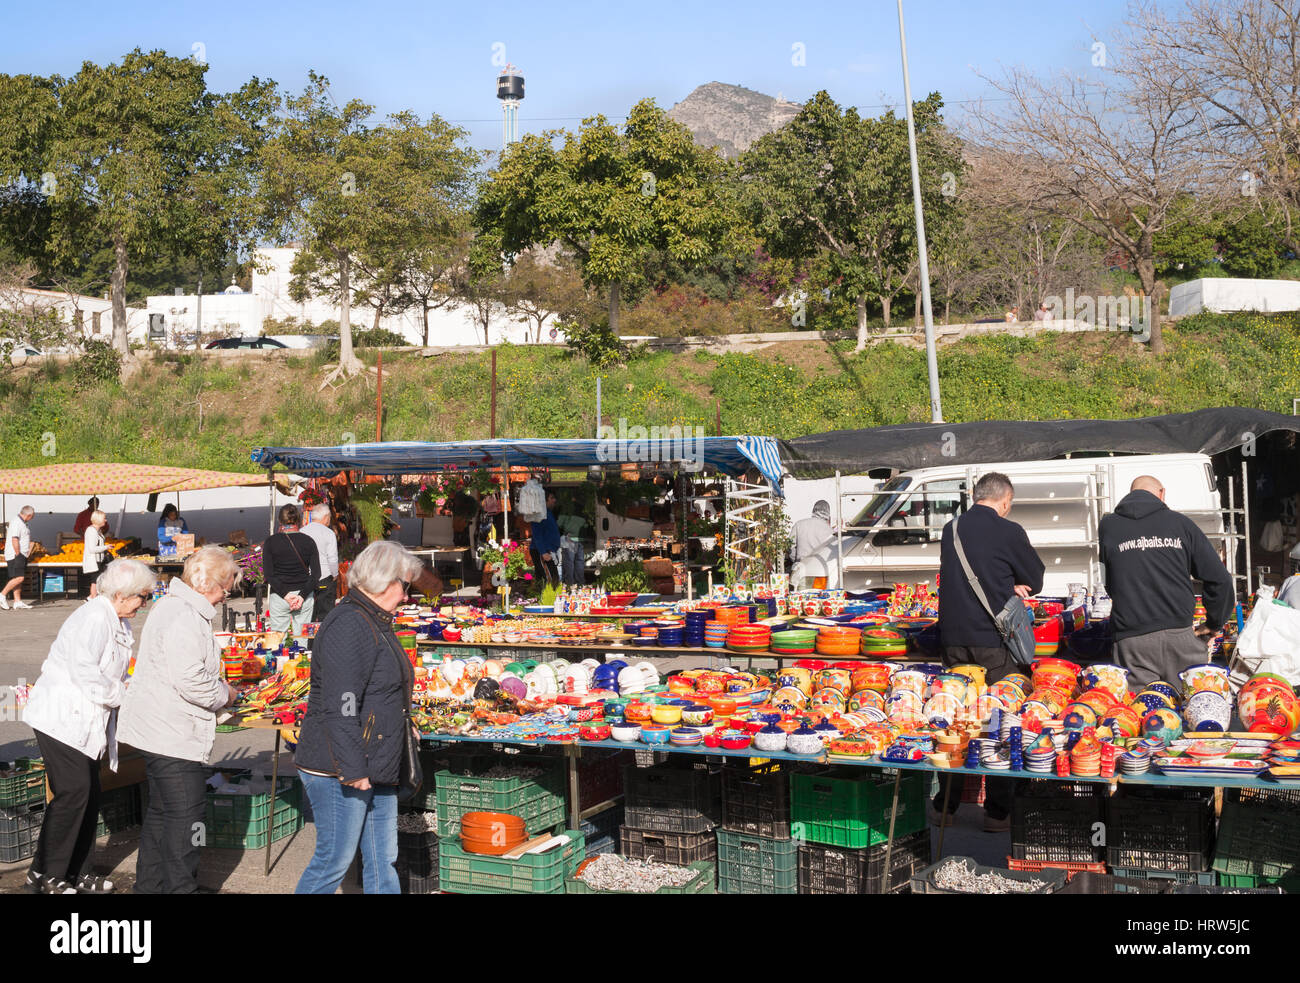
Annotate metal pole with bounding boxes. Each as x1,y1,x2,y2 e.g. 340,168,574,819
376,350,383,442
1226,472,1238,593
1243,459,1252,597
195,275,202,348
490,349,497,439
897,0,943,424
595,376,602,435
835,470,844,589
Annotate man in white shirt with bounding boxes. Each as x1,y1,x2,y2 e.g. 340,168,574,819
2,505,36,609
791,500,834,564
300,503,340,618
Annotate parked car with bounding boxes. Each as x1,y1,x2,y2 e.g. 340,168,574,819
1,340,44,366
205,336,289,350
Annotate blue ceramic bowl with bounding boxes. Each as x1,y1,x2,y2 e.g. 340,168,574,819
657,629,684,647
633,636,657,647
640,726,671,745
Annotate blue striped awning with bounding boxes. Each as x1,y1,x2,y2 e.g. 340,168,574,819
251,436,785,493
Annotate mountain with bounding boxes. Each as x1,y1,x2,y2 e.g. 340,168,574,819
667,82,803,158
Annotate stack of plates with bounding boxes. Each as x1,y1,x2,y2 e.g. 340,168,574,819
1118,750,1151,775
859,629,907,659
704,624,730,649
769,629,817,655
978,741,1011,770
1024,749,1057,774
683,611,712,647
727,624,772,653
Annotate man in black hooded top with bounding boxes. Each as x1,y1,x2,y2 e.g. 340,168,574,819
1098,475,1234,688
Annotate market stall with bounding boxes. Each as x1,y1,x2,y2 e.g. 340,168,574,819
0,462,294,599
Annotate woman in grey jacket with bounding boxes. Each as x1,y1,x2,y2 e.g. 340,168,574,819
117,546,240,894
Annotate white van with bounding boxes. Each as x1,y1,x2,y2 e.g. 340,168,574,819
792,453,1227,596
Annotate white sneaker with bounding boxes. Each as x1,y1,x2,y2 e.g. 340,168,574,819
0,595,8,610
12,601,31,609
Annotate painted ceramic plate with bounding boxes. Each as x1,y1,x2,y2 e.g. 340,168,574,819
1154,756,1269,775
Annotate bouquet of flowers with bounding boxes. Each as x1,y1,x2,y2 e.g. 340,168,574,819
230,546,264,586
417,466,499,516
477,532,534,581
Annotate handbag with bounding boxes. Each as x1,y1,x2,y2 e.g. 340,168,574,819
951,515,1037,667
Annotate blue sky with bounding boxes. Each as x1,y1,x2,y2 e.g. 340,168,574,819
2,0,1132,154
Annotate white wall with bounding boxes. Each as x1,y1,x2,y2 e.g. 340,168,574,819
146,246,560,347
1169,278,1300,318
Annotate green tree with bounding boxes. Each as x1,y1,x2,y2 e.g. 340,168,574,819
1152,198,1219,277
0,51,276,372
474,98,750,339
741,91,962,346
262,80,479,381
1219,209,1284,279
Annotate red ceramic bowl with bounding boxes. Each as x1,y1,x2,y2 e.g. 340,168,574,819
579,724,611,741
703,732,724,748
721,735,753,750
743,719,766,735
442,627,462,642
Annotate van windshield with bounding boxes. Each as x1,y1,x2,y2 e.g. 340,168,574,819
847,477,912,528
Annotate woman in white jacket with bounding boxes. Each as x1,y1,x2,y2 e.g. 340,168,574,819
21,558,155,895
82,509,110,598
118,546,239,894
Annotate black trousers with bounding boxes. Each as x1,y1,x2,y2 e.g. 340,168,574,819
136,753,208,894
32,730,100,883
932,644,1025,821
529,547,559,588
313,576,337,619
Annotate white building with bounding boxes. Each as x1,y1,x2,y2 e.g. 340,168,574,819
0,286,150,345
146,246,550,347
1169,277,1300,318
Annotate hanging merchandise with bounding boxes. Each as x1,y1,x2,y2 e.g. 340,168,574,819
517,477,548,522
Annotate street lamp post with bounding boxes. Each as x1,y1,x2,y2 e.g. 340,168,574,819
897,0,944,424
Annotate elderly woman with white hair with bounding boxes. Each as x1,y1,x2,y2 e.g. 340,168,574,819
22,557,156,894
294,540,423,894
118,546,240,894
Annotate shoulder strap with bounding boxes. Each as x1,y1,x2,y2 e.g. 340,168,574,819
284,532,309,574
952,515,997,621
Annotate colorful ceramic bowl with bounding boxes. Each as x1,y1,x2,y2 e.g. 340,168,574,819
1142,707,1184,745
610,722,642,743
639,725,671,745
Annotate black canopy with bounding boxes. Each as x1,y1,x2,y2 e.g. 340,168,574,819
778,408,1300,477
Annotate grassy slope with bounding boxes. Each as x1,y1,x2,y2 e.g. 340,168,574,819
0,310,1297,472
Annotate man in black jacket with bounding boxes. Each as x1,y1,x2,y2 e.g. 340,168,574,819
932,472,1045,832
1099,475,1234,688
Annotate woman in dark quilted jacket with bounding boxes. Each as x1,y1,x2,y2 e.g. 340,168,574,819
294,541,423,894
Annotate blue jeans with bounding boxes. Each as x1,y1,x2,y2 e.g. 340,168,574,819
561,541,585,586
295,770,399,895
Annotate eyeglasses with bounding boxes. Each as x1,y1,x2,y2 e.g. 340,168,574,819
399,580,411,594
137,592,152,602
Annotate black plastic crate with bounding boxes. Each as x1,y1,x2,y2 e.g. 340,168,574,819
798,830,931,894
1056,872,1170,895
1213,798,1300,879
1105,794,1214,872
1225,786,1300,811
0,802,44,863
578,750,633,811
1011,792,1105,863
579,803,624,845
722,764,791,839
623,763,722,825
396,829,439,894
624,804,717,834
1020,779,1105,799
619,825,717,866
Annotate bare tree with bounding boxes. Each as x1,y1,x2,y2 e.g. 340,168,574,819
968,22,1229,353
1135,0,1300,249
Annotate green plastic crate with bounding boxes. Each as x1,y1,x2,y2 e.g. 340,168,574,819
434,760,565,837
0,760,46,808
204,778,304,849
440,830,585,894
565,859,716,894
716,829,798,894
96,784,143,838
1217,872,1300,893
1213,798,1300,880
790,769,926,848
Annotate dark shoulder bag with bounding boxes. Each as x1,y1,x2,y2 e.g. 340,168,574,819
952,515,1037,668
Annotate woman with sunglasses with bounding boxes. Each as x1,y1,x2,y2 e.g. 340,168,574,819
118,546,240,893
294,540,423,894
21,557,156,894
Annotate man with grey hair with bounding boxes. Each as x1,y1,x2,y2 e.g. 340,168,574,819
933,472,1044,832
791,500,834,564
300,502,340,619
1099,474,1233,687
2,505,37,609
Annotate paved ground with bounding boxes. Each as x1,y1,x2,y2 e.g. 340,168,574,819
0,596,1009,894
